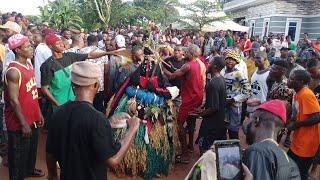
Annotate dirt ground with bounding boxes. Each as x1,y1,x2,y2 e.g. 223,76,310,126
0,119,204,180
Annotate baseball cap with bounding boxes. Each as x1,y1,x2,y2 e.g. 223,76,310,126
250,42,261,50
115,35,126,48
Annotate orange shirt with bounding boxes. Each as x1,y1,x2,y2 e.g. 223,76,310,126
312,42,320,52
291,87,320,157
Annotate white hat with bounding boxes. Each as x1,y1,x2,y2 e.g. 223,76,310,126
0,21,22,33
115,35,126,48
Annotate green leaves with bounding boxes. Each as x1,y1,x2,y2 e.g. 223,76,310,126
37,0,183,31
178,0,225,31
39,0,83,29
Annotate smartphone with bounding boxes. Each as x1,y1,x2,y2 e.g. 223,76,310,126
214,140,243,180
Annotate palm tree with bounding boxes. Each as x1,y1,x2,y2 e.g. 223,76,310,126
40,0,83,29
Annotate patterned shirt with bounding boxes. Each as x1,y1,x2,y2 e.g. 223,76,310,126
80,46,108,91
267,77,294,104
221,67,251,106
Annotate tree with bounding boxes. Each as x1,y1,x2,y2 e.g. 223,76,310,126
78,0,103,30
109,0,136,28
133,0,179,26
38,5,50,23
26,15,41,25
179,0,225,31
39,0,83,29
92,0,112,25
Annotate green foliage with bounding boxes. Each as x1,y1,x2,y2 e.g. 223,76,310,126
36,0,192,31
179,0,225,31
78,0,103,30
109,0,135,28
133,0,179,26
26,15,41,25
39,0,83,29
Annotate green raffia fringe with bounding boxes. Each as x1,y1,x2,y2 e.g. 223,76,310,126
111,94,176,179
114,95,129,114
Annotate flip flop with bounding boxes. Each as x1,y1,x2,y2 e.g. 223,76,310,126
25,168,45,177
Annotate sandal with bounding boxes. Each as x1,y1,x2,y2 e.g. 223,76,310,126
175,155,189,164
25,168,45,177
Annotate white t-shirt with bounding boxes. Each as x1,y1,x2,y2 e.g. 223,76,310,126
34,43,52,88
250,70,270,103
98,40,105,50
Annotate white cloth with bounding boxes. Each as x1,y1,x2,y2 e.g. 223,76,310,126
236,59,248,80
272,39,282,51
250,70,270,103
34,43,52,88
98,40,105,50
171,37,181,45
185,150,217,180
281,41,288,48
80,46,108,91
204,38,214,56
166,86,180,100
3,44,15,74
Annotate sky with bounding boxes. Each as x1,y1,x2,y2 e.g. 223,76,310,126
0,0,206,16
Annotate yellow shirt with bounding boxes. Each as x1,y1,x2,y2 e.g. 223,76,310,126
0,44,5,62
245,58,270,81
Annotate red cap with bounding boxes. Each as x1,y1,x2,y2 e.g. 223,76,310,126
42,28,54,36
257,100,287,124
45,33,60,46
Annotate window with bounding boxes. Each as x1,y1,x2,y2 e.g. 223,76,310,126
250,20,255,38
262,18,270,38
285,18,302,44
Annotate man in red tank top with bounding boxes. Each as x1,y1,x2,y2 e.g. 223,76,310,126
4,34,44,179
163,44,205,163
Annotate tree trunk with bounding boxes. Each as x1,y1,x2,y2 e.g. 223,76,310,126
93,0,112,25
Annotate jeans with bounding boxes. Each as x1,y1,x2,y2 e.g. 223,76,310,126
7,126,39,180
0,103,7,144
226,105,242,132
287,149,313,180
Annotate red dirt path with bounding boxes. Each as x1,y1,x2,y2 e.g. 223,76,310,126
0,119,204,180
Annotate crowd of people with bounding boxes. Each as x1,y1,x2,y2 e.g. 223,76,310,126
0,11,320,180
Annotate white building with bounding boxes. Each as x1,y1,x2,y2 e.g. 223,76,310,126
220,0,320,43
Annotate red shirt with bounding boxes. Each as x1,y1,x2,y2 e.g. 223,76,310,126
4,61,41,131
178,60,204,122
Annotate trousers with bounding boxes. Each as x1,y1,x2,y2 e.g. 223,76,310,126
7,126,38,180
